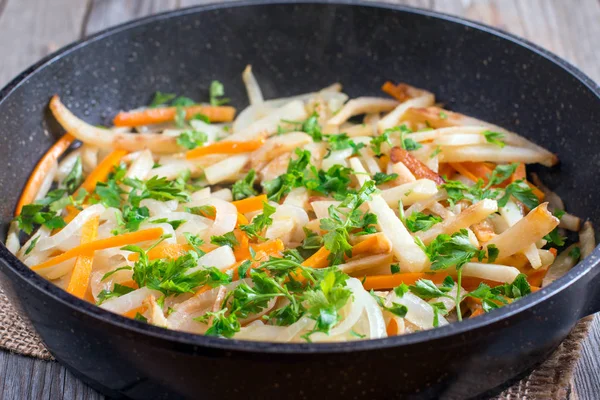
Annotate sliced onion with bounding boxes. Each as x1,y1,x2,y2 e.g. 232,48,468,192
141,199,178,216
100,287,162,314
185,246,236,275
185,197,237,237
37,204,105,251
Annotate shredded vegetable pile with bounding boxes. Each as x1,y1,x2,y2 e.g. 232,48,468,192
6,66,596,342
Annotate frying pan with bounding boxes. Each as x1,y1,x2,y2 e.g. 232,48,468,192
0,1,599,399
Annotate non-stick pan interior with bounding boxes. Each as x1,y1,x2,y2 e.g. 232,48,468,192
1,1,599,239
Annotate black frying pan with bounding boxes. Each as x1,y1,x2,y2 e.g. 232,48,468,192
0,1,599,399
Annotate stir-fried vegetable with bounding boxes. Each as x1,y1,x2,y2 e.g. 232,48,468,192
8,65,592,343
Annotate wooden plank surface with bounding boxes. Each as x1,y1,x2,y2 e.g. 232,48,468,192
0,0,599,399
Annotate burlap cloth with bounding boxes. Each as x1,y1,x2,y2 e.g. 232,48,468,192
0,286,591,398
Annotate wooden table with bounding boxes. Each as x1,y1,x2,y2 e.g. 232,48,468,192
0,0,599,398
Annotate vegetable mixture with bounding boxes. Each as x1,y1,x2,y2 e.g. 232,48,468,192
6,66,595,342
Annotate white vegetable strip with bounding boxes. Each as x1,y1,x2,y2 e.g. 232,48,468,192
204,154,249,184
186,197,237,237
378,94,435,132
37,204,105,251
49,96,182,153
484,203,559,260
460,262,521,283
328,97,398,126
229,101,307,141
380,179,438,207
350,158,429,272
417,199,498,244
100,287,162,315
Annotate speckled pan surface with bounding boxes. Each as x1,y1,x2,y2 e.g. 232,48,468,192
0,1,599,399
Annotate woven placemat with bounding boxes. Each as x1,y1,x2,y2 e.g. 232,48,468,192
0,286,591,398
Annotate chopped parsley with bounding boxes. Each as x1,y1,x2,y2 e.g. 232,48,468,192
240,202,276,240
231,169,258,201
176,130,208,150
210,231,239,248
372,172,398,186
209,80,229,106
405,212,442,233
483,130,506,148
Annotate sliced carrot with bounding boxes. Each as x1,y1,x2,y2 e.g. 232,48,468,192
231,194,268,214
63,205,81,224
362,273,502,292
548,248,558,257
185,139,265,159
123,305,147,319
65,216,99,299
80,149,128,193
381,81,411,102
233,230,250,260
252,239,284,255
351,235,390,257
113,105,236,127
32,227,163,271
194,285,212,297
526,268,548,287
15,133,75,216
386,318,399,336
118,280,139,290
511,163,526,182
449,162,482,183
302,246,331,269
438,163,456,180
470,308,485,318
450,162,494,184
236,212,249,226
390,146,445,185
527,181,545,202
128,242,215,261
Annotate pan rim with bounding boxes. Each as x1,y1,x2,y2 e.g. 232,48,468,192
0,0,599,355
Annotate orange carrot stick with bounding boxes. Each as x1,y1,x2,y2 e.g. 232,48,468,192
512,163,526,182
66,216,99,299
128,242,215,261
381,81,412,102
252,239,284,255
386,318,400,336
350,234,390,257
15,133,75,216
80,149,128,193
449,162,481,183
302,246,331,269
123,305,147,319
233,230,250,260
362,273,503,292
185,139,265,159
113,105,236,127
32,228,163,271
231,194,268,214
237,212,249,226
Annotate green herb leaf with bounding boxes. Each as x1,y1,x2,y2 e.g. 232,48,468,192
209,80,229,106
149,91,177,108
418,229,484,270
101,266,133,281
210,231,239,248
405,212,442,233
176,130,208,150
63,156,83,193
231,169,258,201
96,283,135,305
483,130,506,148
240,202,276,240
373,172,398,186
